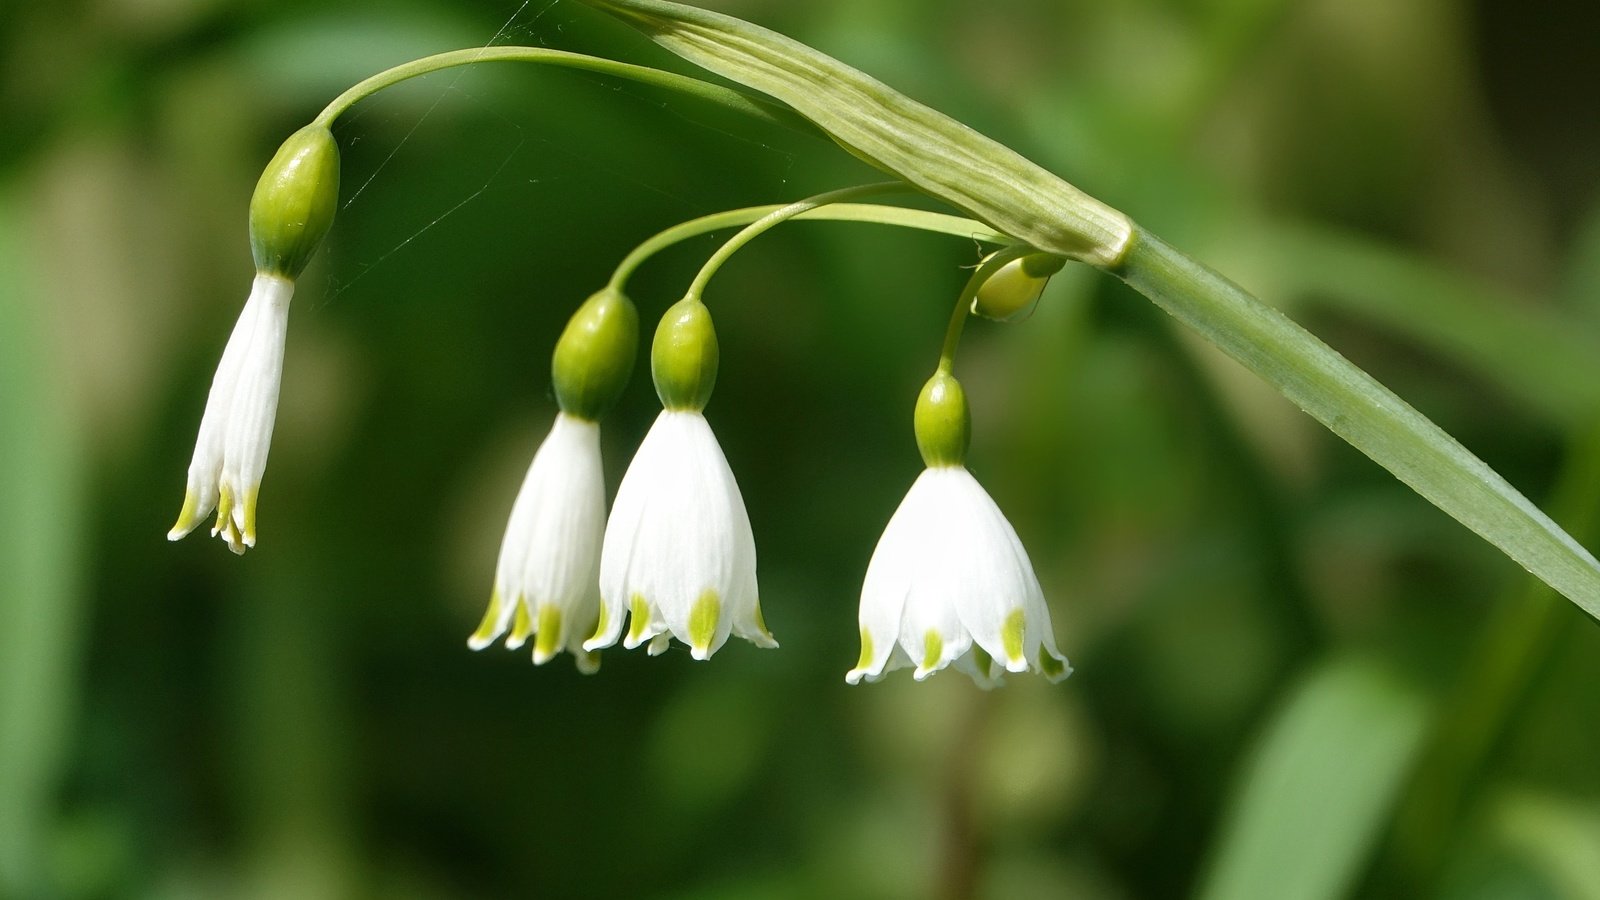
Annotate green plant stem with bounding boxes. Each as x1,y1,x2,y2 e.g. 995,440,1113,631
936,245,1032,372
311,47,816,133
607,204,1009,292
1114,228,1600,615
683,183,910,302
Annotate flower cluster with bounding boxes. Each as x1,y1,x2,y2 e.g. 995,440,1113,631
468,293,777,670
169,123,1071,687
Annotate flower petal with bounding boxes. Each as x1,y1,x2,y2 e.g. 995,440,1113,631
939,469,1041,673
216,273,292,550
170,274,290,542
846,472,931,684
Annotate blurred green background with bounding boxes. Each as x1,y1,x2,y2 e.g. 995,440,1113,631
3,0,1599,897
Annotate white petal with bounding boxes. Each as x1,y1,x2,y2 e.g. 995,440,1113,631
466,589,519,653
895,471,974,680
938,469,1041,673
1027,589,1073,682
950,649,1003,690
518,415,606,662
170,274,292,542
846,472,930,684
218,274,291,547
708,421,771,651
590,412,662,652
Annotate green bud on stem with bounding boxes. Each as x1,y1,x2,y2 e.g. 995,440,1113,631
553,287,640,420
249,125,341,279
972,252,1065,321
651,298,719,412
915,371,969,468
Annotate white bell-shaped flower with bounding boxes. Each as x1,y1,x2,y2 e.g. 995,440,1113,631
587,410,776,659
847,370,1070,687
468,413,607,673
586,296,776,660
167,273,294,554
168,125,339,554
846,466,1070,687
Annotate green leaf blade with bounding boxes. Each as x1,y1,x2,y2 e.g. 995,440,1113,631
1198,656,1431,900
0,189,85,896
1121,229,1600,617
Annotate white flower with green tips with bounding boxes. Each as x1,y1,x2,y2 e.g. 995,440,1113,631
847,372,1070,687
168,125,340,553
167,273,295,553
467,287,638,672
587,298,777,659
468,413,606,672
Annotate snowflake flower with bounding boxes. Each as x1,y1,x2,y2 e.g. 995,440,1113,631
467,286,637,671
167,124,339,553
167,274,294,553
468,413,607,672
847,372,1070,686
586,298,777,659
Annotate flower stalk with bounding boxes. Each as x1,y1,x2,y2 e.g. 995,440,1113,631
310,46,816,134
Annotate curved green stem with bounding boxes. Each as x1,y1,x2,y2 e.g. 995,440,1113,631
937,244,1034,372
607,203,1011,291
682,183,911,302
311,47,815,133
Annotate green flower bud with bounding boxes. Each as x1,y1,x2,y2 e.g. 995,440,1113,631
553,287,640,420
249,125,341,279
651,298,719,412
915,371,969,468
972,253,1065,321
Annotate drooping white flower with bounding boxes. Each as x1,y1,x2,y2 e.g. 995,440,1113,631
469,413,606,673
586,410,777,659
168,124,340,554
848,370,1069,687
167,273,294,554
846,466,1071,687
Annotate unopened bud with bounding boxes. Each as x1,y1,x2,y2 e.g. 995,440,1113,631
651,298,719,412
249,125,341,279
914,371,969,468
971,252,1064,321
553,287,640,420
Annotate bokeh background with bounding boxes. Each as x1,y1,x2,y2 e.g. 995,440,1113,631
4,0,1600,897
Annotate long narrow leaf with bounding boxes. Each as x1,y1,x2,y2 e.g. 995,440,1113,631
0,189,84,896
1120,231,1600,615
1254,222,1600,427
1198,656,1429,900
